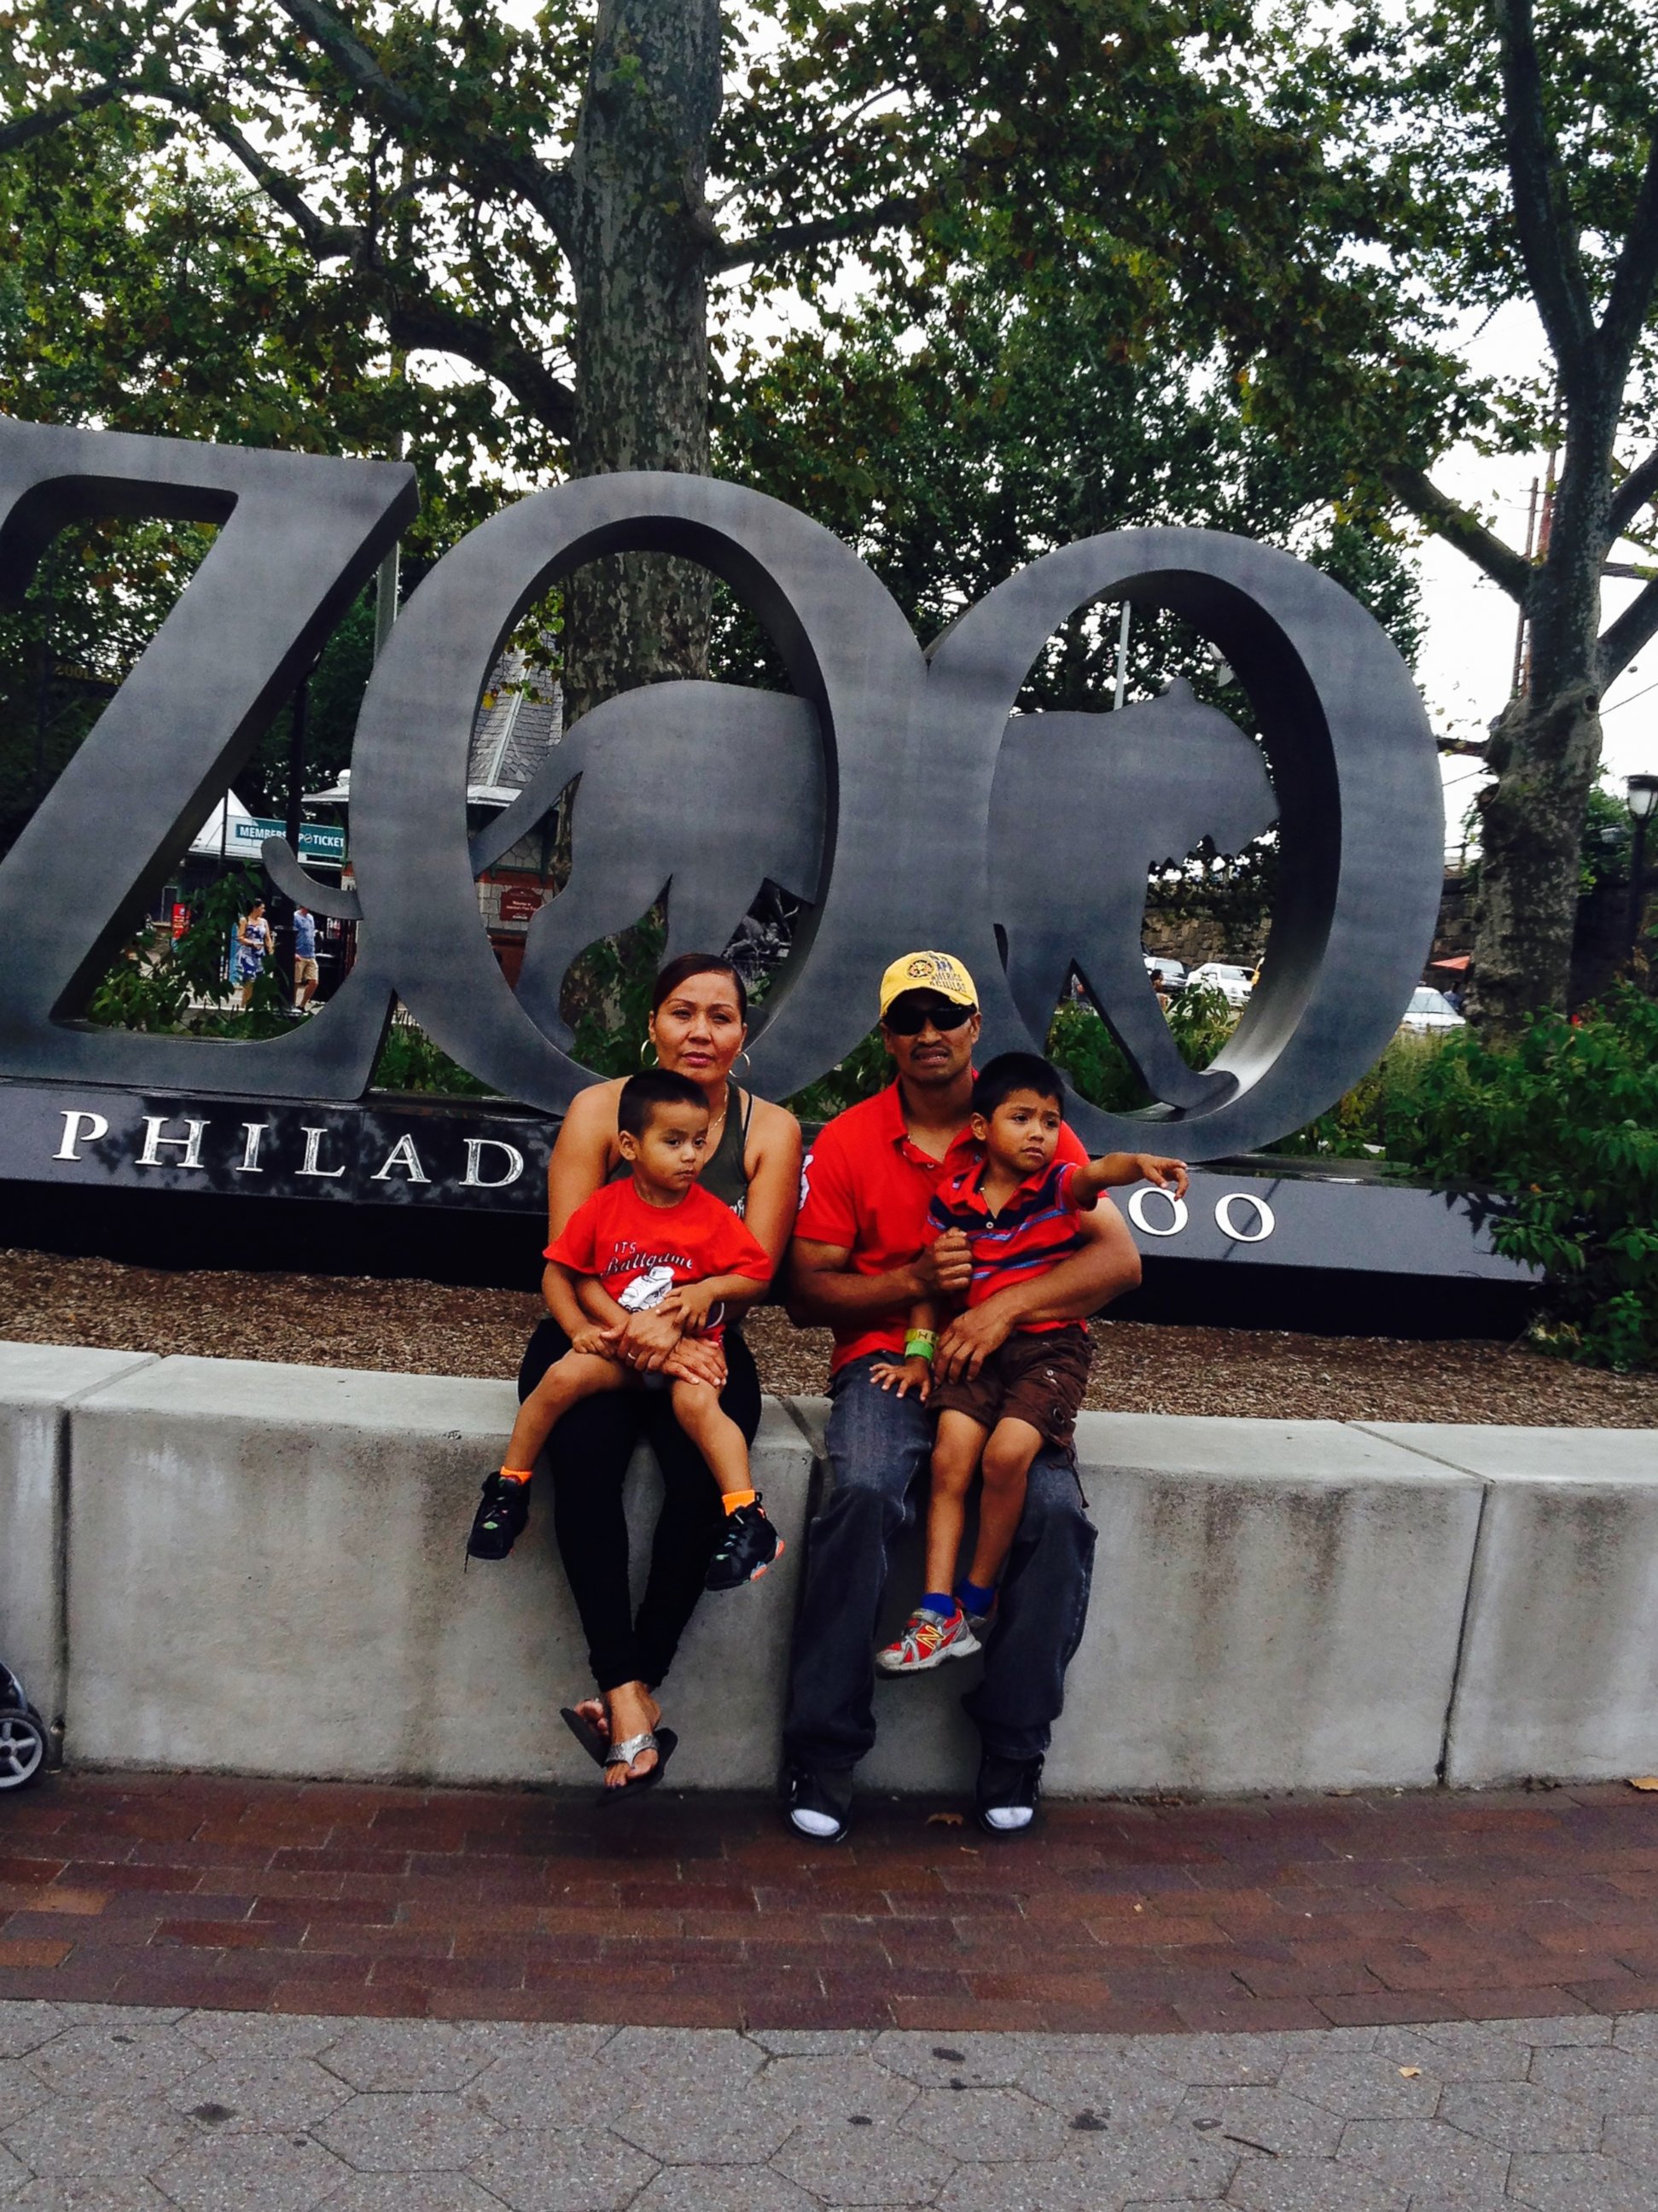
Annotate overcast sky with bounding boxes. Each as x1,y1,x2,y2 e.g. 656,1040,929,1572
1406,303,1655,853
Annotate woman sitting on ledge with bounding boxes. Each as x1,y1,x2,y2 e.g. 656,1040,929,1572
497,952,801,1792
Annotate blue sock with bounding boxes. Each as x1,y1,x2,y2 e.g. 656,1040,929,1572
957,1578,997,1617
922,1591,957,1618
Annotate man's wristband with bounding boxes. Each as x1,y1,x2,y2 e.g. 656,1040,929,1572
905,1330,937,1362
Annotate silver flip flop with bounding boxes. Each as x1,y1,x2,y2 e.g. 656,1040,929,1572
602,1726,678,1796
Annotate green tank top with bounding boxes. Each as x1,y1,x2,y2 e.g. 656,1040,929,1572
700,1080,755,1214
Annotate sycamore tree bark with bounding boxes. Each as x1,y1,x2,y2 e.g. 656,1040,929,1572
561,0,720,723
1382,0,1658,1039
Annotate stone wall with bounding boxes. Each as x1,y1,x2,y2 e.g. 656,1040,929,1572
2,1343,1652,1795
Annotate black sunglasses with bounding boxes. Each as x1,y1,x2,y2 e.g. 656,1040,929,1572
883,998,976,1036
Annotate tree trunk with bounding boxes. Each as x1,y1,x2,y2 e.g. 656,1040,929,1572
1468,420,1611,1040
1467,683,1603,1038
562,0,720,725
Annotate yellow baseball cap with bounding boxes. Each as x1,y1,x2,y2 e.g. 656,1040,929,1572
878,951,979,1021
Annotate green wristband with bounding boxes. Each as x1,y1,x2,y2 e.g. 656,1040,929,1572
905,1330,937,1362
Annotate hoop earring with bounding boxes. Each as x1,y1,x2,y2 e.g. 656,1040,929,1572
639,1039,658,1068
737,1048,754,1077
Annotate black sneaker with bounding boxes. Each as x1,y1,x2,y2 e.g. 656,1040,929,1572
704,1497,783,1590
786,1763,852,1844
975,1750,1043,1837
467,1471,529,1560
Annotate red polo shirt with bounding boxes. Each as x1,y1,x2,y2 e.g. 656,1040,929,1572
794,1080,1087,1374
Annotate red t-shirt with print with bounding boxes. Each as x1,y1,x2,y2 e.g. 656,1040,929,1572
544,1178,771,1344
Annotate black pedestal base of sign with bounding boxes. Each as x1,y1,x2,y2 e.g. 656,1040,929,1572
0,1172,1539,1342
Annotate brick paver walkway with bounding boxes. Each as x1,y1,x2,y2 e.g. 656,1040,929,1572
2,1773,1655,2033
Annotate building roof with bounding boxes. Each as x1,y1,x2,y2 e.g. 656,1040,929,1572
303,649,563,811
467,648,563,795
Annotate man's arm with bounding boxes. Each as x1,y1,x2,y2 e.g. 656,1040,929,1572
934,1205,1141,1382
785,1231,974,1328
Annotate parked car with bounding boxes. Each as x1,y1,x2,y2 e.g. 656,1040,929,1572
1186,961,1254,1008
1399,985,1466,1035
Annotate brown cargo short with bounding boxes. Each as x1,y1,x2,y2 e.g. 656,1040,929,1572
930,1327,1091,1447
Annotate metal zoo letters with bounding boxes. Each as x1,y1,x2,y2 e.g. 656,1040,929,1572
0,417,1446,1161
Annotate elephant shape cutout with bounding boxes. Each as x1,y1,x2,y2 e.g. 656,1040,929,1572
991,678,1277,1108
505,681,826,1046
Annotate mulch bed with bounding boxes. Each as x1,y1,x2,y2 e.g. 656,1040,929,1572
3,1246,1655,1425
1,1770,1654,2031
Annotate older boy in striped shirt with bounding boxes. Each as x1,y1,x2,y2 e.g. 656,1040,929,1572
871,1051,1187,1673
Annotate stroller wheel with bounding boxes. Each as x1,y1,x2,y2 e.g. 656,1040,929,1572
0,1706,47,1790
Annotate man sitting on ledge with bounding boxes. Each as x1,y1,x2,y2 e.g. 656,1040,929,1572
781,951,1144,1842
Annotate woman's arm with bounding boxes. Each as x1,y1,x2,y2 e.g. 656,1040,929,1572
735,1099,804,1305
543,1259,621,1342
544,1080,624,1245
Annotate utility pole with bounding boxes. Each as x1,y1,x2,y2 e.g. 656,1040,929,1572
284,675,310,859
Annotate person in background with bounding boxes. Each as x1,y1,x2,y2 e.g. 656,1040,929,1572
291,906,320,1012
233,899,271,1010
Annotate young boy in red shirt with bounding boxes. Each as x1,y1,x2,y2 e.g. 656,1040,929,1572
467,1069,782,1588
871,1051,1187,1672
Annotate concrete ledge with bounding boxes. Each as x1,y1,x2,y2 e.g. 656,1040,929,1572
846,1410,1485,1796
8,1341,1652,1795
65,1354,813,1787
1361,1423,1658,1786
0,1342,157,1728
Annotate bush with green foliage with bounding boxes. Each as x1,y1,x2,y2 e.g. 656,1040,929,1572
1047,985,1236,1112
371,1019,495,1097
1384,988,1658,1371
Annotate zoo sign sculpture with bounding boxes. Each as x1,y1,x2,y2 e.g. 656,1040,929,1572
0,418,1445,1159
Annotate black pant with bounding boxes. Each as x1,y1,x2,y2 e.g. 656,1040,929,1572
783,1353,1096,1772
517,1318,762,1694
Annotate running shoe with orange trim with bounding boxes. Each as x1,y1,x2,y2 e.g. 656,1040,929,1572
875,1604,980,1675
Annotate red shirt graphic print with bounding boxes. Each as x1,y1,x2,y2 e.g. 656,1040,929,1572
544,1179,771,1342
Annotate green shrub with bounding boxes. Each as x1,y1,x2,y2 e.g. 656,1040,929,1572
371,1018,495,1096
1047,983,1235,1110
567,916,667,1078
1271,1034,1442,1158
1386,987,1658,1370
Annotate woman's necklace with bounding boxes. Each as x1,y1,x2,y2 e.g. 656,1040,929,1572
703,1086,730,1154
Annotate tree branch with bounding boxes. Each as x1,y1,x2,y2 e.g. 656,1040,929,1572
380,295,575,439
0,78,139,155
1597,574,1658,686
1492,0,1598,383
275,0,574,257
1382,463,1535,601
165,92,360,259
1599,132,1658,376
1608,445,1658,544
711,192,923,272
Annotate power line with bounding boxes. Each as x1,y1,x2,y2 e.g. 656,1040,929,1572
1603,675,1658,717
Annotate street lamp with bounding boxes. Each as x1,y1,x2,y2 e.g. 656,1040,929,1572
1626,774,1658,963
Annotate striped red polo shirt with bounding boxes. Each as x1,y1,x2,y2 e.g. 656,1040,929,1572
794,1080,1088,1374
923,1155,1090,1336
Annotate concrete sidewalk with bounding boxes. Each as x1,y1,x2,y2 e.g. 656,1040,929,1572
1,1997,1655,2210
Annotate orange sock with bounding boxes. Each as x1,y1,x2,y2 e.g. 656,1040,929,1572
499,1467,532,1484
722,1488,757,1515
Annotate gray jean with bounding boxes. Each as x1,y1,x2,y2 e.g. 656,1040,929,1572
782,1351,1097,1773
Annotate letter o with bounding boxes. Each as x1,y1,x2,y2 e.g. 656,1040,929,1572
1215,1190,1276,1243
1127,1185,1189,1237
